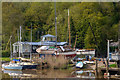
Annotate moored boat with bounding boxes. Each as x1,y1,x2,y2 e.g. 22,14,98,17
2,63,23,70
54,51,76,58
2,58,38,70
76,62,84,68
18,57,38,69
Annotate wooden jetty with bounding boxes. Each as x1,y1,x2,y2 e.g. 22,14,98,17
100,67,120,75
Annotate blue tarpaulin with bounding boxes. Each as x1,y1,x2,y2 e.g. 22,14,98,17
12,59,20,61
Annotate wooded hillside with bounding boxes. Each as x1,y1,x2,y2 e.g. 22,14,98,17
2,2,120,57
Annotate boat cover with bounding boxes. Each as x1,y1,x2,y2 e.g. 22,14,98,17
12,59,20,61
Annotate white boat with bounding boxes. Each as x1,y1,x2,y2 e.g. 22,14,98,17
54,51,76,58
76,62,84,68
2,63,23,70
83,61,95,64
54,46,76,58
2,58,38,70
36,45,76,58
36,46,56,54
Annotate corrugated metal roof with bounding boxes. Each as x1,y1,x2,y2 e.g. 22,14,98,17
41,34,56,38
110,41,118,47
13,41,67,46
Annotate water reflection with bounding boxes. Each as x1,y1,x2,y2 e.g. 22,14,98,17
71,70,95,78
2,69,95,78
2,69,37,78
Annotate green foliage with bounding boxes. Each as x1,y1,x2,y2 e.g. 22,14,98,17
2,50,10,57
109,64,117,68
1,57,11,61
2,2,119,57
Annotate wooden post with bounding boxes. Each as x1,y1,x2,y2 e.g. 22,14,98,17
117,60,120,75
118,21,120,68
106,58,109,75
106,40,109,75
95,59,98,77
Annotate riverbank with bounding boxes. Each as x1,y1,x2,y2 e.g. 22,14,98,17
1,57,11,61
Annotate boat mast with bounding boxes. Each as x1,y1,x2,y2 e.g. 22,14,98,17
19,26,22,57
30,23,32,61
10,35,12,60
17,29,19,58
68,9,71,48
118,21,120,54
55,0,57,46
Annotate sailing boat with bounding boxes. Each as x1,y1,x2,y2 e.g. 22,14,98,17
2,26,38,70
36,9,76,58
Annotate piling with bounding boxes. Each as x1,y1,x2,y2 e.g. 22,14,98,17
95,59,98,77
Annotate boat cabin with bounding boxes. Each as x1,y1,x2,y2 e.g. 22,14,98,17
110,41,120,61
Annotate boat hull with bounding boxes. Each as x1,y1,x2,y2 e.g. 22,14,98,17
39,50,55,54
55,51,76,58
22,65,38,69
3,66,23,70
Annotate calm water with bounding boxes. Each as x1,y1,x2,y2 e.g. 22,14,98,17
2,69,95,79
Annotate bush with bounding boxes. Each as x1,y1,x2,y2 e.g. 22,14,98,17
45,55,68,69
109,64,117,68
2,50,10,57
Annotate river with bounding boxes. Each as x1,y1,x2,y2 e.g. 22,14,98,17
1,69,95,79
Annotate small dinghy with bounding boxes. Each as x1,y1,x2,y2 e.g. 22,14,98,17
76,62,84,68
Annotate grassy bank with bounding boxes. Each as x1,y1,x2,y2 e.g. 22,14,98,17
109,64,117,68
1,57,11,61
